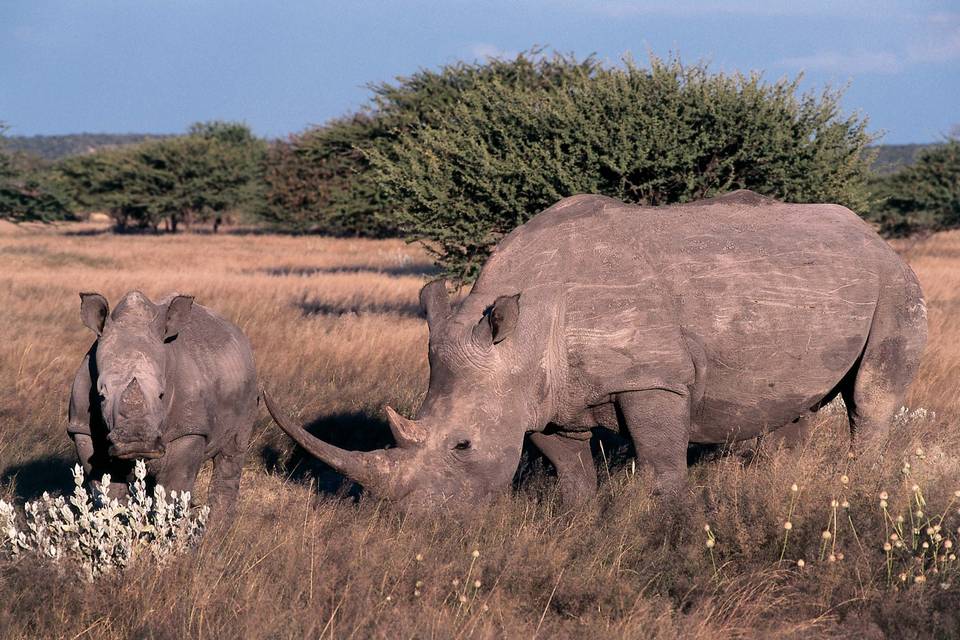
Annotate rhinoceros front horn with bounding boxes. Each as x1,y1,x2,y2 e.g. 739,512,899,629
384,405,427,448
262,390,391,488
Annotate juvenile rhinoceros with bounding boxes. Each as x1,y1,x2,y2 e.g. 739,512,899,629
266,191,927,507
68,291,258,520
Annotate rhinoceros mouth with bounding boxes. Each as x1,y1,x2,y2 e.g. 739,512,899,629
109,443,166,460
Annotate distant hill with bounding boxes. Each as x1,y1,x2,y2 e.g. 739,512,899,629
1,133,938,174
2,133,175,161
868,143,936,175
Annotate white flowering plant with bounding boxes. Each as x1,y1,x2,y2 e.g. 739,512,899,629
0,459,208,580
702,406,960,591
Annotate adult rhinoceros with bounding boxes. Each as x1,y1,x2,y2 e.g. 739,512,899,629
68,291,258,521
266,190,927,507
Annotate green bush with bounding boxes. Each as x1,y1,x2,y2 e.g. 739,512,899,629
58,122,266,231
260,114,394,236
260,50,597,237
867,140,960,236
366,54,876,281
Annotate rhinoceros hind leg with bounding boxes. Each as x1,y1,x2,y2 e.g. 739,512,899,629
842,288,926,451
529,431,596,506
616,389,690,495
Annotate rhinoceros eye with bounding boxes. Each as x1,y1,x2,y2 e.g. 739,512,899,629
453,439,472,451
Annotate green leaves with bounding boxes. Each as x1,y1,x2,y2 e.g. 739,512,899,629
366,54,875,282
867,140,960,235
56,122,266,231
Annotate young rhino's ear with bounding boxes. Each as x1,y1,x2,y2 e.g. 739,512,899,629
79,292,109,336
163,295,194,340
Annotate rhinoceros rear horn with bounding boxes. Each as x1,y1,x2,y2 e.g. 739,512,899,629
384,405,427,447
262,390,387,487
419,279,451,328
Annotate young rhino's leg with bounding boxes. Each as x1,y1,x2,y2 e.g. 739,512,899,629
529,431,596,506
155,435,205,496
617,389,690,495
207,422,253,528
71,433,96,477
206,450,244,528
71,433,129,497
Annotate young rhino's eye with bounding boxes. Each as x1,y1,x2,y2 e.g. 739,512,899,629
453,439,472,451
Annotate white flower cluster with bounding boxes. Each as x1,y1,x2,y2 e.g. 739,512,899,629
0,460,208,580
894,406,935,427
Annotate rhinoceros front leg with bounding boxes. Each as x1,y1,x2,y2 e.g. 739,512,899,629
616,389,690,495
71,433,96,477
154,435,205,497
529,431,596,506
206,450,244,528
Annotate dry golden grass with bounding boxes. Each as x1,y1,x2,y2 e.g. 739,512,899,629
1,222,959,639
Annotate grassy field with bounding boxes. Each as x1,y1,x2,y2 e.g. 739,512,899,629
1,222,959,639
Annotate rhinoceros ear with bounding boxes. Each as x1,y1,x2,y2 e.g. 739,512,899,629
163,295,194,341
489,293,521,344
420,279,451,329
474,293,521,346
79,292,109,336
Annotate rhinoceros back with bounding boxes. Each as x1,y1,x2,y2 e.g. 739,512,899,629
473,192,914,441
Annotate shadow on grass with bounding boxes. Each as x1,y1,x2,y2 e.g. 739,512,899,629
261,410,397,500
263,264,440,278
264,416,746,503
295,296,423,318
1,455,76,502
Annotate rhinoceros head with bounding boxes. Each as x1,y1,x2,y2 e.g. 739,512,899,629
267,280,553,506
80,291,193,460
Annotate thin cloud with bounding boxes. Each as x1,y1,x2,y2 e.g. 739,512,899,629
906,12,960,63
468,43,519,60
778,11,960,75
559,0,900,19
778,50,904,74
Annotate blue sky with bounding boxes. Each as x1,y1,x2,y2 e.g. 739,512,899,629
1,1,957,144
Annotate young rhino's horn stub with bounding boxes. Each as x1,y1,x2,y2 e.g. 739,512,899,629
119,377,146,415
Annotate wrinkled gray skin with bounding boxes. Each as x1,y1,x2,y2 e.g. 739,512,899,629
68,291,258,522
267,191,927,508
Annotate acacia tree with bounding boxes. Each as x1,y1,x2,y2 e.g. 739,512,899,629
59,122,265,231
58,147,155,229
133,122,265,232
261,49,596,236
367,54,876,281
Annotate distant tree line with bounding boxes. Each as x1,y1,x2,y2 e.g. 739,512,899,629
53,121,266,232
3,133,175,161
2,51,956,278
0,122,73,222
865,139,960,236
